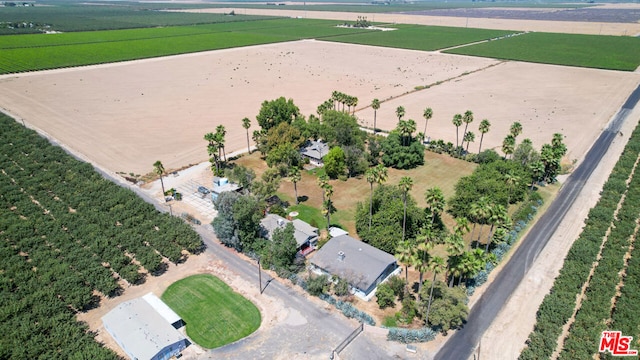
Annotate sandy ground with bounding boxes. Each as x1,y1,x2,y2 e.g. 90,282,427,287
0,41,637,176
187,7,640,36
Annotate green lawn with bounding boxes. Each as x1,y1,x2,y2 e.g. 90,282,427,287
325,24,514,51
445,32,640,71
162,274,261,349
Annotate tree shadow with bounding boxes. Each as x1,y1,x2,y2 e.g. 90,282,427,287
297,195,309,203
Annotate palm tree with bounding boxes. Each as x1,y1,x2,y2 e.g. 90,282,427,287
204,132,221,174
317,173,329,203
290,167,301,205
351,96,358,115
397,119,416,146
454,217,470,237
395,106,405,122
216,125,227,161
414,240,432,298
371,98,380,134
529,160,545,189
444,233,465,287
365,167,376,231
478,119,491,153
153,160,166,201
324,184,334,229
425,255,446,325
504,171,520,205
452,113,463,150
395,240,414,292
463,131,475,153
459,249,485,285
485,204,507,252
502,134,516,159
374,163,388,187
473,197,492,245
510,121,523,138
424,187,445,225
422,107,433,142
242,117,251,154
461,110,474,147
399,176,414,241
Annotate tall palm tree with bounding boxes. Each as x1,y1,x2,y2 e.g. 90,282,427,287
478,119,491,153
365,167,377,231
422,107,433,143
510,121,523,138
242,117,251,154
395,106,405,122
371,98,380,134
502,134,516,159
399,176,414,241
290,167,301,205
317,173,329,203
216,125,227,161
351,96,358,115
452,113,463,150
415,240,432,298
461,110,474,147
444,233,465,287
153,160,166,201
425,255,446,325
397,119,416,146
323,184,334,229
374,163,388,187
529,160,545,190
463,131,475,153
395,240,414,292
424,186,445,225
204,132,221,174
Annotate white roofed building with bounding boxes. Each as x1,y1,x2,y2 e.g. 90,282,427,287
102,294,187,360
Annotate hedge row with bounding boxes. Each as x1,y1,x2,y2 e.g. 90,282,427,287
558,157,640,359
519,122,640,359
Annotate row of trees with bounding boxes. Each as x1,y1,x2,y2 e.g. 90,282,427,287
0,114,204,358
520,122,640,359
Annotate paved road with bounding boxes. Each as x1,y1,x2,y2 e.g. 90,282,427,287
435,84,640,360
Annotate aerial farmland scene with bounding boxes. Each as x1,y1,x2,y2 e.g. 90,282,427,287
0,0,639,359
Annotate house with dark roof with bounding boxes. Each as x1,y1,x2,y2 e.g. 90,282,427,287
310,234,400,301
301,140,329,166
260,214,319,256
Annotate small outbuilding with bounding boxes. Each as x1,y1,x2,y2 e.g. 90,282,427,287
310,234,400,301
102,293,187,360
260,213,319,256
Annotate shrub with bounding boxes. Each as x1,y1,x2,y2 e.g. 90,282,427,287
387,327,437,343
376,283,395,309
387,275,406,298
307,274,328,296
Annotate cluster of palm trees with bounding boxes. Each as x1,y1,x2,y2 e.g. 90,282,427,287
365,164,389,230
331,91,358,114
502,121,523,159
204,125,227,175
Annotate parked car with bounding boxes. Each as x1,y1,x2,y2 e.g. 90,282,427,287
197,186,210,195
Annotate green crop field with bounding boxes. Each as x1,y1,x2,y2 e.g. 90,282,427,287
444,32,640,71
324,24,515,51
162,274,261,349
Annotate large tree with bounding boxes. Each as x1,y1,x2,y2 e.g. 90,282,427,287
256,97,301,131
380,131,425,170
356,184,424,253
320,110,365,148
323,146,346,179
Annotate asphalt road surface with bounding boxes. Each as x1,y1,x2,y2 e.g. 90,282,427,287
435,84,640,360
